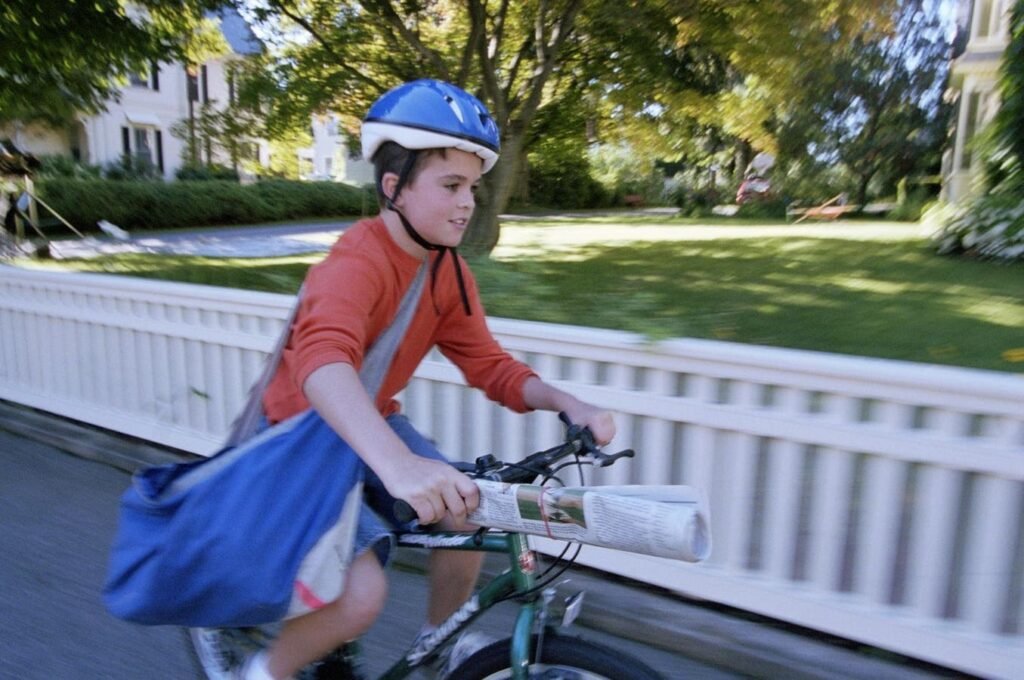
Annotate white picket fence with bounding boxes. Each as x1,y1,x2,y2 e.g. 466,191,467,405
1,264,1022,678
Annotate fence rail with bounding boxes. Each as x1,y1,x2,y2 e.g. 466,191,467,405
1,265,1021,678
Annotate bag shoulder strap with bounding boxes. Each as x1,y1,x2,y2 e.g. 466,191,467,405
224,260,428,447
357,260,427,399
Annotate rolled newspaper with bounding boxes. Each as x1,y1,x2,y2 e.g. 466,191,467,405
468,482,711,563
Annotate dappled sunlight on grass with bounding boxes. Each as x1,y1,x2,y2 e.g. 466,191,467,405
823,277,912,295
493,219,924,260
473,235,1023,373
956,298,1024,328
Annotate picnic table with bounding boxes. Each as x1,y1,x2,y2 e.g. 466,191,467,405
787,193,858,223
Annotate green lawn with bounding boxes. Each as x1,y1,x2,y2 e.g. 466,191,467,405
25,218,1024,374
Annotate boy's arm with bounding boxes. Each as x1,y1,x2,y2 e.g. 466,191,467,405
303,362,479,525
522,376,616,445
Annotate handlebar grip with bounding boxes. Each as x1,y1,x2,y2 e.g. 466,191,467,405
393,499,418,524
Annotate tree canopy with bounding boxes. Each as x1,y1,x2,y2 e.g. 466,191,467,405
243,0,894,254
773,0,952,206
4,0,947,250
0,0,225,126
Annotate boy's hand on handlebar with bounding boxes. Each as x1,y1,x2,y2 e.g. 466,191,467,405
384,455,480,525
563,402,616,446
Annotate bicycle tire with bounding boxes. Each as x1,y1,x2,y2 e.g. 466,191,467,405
446,632,664,680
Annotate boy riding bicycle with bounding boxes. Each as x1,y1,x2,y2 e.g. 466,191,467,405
232,80,614,679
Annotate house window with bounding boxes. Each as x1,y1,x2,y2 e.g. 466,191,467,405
129,62,160,90
121,125,164,174
187,65,209,103
134,128,152,164
974,0,1000,39
960,91,982,170
323,158,333,177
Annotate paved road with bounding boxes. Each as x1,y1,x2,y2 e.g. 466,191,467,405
0,427,734,679
49,220,354,260
44,213,923,262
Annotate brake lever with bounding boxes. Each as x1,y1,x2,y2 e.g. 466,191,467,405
593,449,635,467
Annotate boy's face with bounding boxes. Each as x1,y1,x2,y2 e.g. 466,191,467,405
394,149,483,249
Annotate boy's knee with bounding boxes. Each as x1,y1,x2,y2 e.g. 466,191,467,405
327,554,389,632
353,557,389,619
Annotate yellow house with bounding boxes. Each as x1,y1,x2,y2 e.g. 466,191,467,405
943,0,1013,202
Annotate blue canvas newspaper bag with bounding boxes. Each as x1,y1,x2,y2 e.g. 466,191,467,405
103,263,427,627
102,412,364,626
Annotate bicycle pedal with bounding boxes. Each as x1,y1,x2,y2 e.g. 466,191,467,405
561,590,585,627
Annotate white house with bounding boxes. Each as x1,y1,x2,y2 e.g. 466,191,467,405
0,7,269,182
942,0,1013,202
298,112,374,185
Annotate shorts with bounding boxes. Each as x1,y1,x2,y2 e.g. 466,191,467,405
355,413,450,567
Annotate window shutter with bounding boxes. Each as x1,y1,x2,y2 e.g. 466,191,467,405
156,130,164,174
187,65,199,102
151,62,160,91
201,65,209,103
121,127,130,156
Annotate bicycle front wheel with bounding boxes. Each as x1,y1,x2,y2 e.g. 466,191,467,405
446,632,663,680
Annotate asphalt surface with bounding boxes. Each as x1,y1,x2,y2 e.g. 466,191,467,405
0,407,729,679
46,220,354,259
0,401,957,680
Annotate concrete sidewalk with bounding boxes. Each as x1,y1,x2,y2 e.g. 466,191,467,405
0,400,955,679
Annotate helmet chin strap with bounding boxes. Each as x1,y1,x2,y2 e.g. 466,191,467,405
385,152,472,316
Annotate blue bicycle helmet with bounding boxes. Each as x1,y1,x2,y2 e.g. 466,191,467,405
362,79,500,173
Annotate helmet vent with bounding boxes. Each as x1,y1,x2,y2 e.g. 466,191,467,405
444,95,465,123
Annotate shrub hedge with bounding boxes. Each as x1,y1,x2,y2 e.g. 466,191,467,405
736,197,788,219
930,194,1024,261
38,179,374,232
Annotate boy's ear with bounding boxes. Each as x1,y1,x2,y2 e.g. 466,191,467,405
381,172,401,208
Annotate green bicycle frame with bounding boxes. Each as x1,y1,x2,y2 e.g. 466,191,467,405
379,529,540,680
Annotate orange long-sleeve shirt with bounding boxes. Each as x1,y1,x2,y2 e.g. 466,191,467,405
263,217,536,423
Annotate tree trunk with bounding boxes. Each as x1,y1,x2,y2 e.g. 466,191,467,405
734,140,753,179
512,151,530,205
855,170,873,209
461,134,523,257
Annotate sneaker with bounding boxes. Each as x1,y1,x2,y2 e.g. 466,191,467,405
190,627,235,680
191,627,278,680
300,641,366,680
430,631,496,679
232,651,277,680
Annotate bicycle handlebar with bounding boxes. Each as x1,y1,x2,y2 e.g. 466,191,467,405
392,412,634,525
